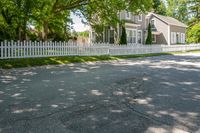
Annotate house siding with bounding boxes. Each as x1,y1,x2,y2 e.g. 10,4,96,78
136,14,146,44
120,11,136,22
170,25,186,44
150,16,168,44
90,11,187,45
136,14,146,29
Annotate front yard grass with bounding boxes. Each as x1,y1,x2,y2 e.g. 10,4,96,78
0,50,200,69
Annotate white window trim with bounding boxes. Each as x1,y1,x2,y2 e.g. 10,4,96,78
138,14,142,21
181,33,183,43
171,32,173,44
137,30,142,44
152,34,156,43
151,19,156,30
126,28,137,44
181,33,185,43
183,33,185,43
125,11,131,20
171,32,177,44
176,32,180,43
174,32,176,44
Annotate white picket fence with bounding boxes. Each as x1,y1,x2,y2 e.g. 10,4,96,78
0,41,200,59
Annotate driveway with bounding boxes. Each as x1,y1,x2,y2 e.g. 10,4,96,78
0,53,200,133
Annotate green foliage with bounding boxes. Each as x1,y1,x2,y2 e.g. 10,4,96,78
187,23,200,43
165,0,199,43
77,31,89,37
152,0,167,15
167,0,187,23
177,0,189,23
0,0,152,41
120,26,127,45
145,23,152,45
84,0,152,38
187,0,200,26
188,0,200,19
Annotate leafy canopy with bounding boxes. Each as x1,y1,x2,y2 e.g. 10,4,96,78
0,0,152,41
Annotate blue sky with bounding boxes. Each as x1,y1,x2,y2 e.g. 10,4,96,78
71,13,89,32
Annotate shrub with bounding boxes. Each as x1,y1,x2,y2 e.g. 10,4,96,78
145,23,152,45
187,23,200,43
120,26,127,45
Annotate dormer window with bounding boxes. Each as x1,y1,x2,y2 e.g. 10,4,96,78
126,11,131,19
150,19,156,29
138,14,142,21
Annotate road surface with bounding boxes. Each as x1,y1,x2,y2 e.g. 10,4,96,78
1,53,200,133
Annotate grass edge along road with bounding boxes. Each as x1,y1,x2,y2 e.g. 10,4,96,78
0,50,200,69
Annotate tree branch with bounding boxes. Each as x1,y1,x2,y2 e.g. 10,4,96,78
54,0,89,13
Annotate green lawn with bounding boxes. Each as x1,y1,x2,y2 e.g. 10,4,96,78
0,50,200,69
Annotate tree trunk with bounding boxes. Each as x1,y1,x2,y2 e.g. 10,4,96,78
43,20,48,41
18,27,22,41
22,21,27,40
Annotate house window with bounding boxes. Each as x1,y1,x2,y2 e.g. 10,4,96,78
126,30,132,43
132,30,137,43
138,30,142,44
171,32,177,44
171,32,175,44
150,20,155,29
173,32,176,43
183,33,185,43
138,14,142,21
171,32,174,44
152,34,156,43
181,33,185,43
176,32,180,43
181,33,183,43
126,11,131,19
126,29,137,44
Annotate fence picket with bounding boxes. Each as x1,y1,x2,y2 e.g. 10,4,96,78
0,41,200,59
1,42,3,59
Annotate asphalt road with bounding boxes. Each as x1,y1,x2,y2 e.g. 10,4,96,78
0,53,200,133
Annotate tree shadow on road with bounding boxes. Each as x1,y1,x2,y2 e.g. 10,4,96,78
0,54,200,133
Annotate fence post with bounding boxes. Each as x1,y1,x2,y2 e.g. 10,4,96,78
4,40,7,59
59,41,61,56
43,41,45,57
0,41,3,59
11,40,14,58
7,41,10,59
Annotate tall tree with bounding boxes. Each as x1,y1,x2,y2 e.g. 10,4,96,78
187,0,200,26
186,0,200,43
0,0,153,41
177,0,189,23
167,0,189,23
152,0,167,15
166,0,178,18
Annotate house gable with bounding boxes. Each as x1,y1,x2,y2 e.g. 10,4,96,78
148,16,168,44
147,13,188,28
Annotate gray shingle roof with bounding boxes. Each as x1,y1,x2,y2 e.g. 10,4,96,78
148,13,188,28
